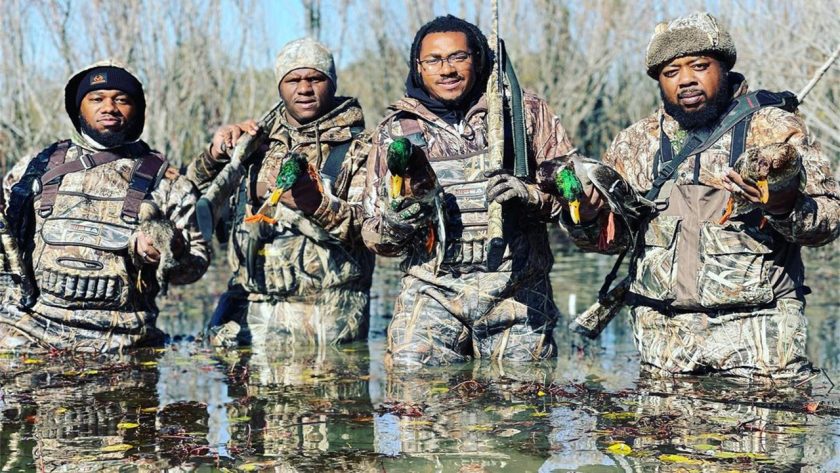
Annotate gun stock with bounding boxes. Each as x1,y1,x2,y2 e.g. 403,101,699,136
197,101,283,241
570,276,630,339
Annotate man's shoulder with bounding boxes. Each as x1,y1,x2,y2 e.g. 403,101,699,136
613,112,661,145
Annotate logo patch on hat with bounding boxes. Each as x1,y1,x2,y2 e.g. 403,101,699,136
90,73,108,85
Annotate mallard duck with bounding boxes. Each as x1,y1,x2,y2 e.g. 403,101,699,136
245,153,313,225
719,143,802,225
538,156,652,249
386,137,446,261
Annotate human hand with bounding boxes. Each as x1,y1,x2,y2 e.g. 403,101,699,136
210,119,260,160
278,164,326,215
485,170,538,206
721,169,799,216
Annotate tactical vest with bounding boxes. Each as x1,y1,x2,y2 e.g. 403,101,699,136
392,117,499,268
628,90,801,312
20,142,166,310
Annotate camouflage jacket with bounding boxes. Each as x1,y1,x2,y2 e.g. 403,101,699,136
362,93,573,279
1,132,210,325
187,98,374,300
565,78,840,310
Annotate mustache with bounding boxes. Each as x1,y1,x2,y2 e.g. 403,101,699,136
677,88,704,99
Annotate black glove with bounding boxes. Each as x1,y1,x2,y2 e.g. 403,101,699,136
381,194,434,246
485,170,540,207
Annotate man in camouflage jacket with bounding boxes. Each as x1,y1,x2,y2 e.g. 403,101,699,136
187,38,373,347
563,13,840,381
0,60,210,353
362,16,575,366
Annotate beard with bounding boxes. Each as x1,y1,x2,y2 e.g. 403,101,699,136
79,115,142,148
661,76,733,130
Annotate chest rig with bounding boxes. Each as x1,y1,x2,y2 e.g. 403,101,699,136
390,116,496,267
625,90,800,312
12,141,167,309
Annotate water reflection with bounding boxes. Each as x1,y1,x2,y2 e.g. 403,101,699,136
0,241,837,471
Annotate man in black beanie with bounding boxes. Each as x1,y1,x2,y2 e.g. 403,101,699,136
0,60,209,353
362,15,580,367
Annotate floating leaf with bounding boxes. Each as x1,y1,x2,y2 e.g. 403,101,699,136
228,416,251,423
531,412,549,417
404,420,433,426
55,408,68,414
537,390,546,397
429,387,450,394
117,422,140,429
81,370,99,376
23,358,43,365
63,370,79,376
714,451,769,460
685,433,728,441
496,428,520,437
140,361,158,367
659,454,702,465
239,464,259,472
602,411,636,420
693,444,717,451
607,443,632,455
467,424,494,432
140,407,158,413
100,443,134,452
784,426,806,434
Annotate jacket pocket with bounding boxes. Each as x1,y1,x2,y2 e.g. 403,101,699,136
630,215,681,302
697,222,774,309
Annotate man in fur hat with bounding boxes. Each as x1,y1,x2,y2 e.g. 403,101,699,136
562,12,840,382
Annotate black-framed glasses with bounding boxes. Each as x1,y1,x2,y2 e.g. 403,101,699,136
417,51,473,71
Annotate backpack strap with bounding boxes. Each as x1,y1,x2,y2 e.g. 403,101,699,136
7,140,71,239
320,125,364,184
121,152,167,223
645,89,798,201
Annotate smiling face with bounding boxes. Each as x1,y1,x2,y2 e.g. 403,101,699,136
416,31,477,106
279,68,335,126
79,89,137,135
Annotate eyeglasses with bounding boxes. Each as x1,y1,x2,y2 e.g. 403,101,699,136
417,51,473,71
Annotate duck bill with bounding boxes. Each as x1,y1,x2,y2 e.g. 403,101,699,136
268,188,285,206
569,200,581,225
756,179,769,204
390,175,403,199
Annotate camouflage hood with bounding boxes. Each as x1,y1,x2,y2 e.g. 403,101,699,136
381,95,488,130
64,59,146,142
270,97,365,145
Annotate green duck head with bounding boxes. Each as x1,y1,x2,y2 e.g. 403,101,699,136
555,165,585,224
275,153,307,195
387,137,413,199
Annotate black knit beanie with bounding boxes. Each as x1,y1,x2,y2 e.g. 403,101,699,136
75,66,144,108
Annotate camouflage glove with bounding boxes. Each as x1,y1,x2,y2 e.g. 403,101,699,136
381,194,435,246
485,170,540,208
277,164,327,215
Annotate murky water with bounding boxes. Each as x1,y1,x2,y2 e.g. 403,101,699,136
1,236,838,472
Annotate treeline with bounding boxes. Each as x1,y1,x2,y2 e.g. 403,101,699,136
1,0,838,173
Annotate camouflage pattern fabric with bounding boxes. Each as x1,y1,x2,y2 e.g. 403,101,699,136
363,93,576,366
273,37,337,86
0,134,209,353
563,76,839,379
187,98,374,346
387,270,557,367
632,299,812,381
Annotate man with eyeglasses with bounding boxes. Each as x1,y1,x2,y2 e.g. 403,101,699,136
362,15,577,367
